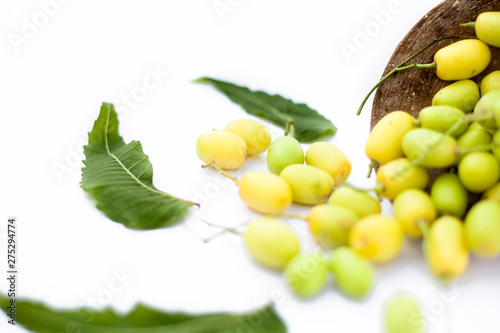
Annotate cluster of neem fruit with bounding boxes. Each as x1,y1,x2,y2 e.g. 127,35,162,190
363,11,500,281
196,119,369,299
194,11,500,332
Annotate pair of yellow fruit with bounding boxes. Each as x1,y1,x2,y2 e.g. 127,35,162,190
196,119,273,170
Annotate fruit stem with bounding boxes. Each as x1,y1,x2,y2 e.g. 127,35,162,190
272,212,308,221
417,219,430,239
441,275,452,288
457,144,492,155
342,182,379,194
198,218,245,242
460,22,475,29
373,183,385,200
390,115,472,181
202,161,239,185
367,160,379,178
467,113,493,123
356,35,476,116
357,63,436,115
284,120,296,138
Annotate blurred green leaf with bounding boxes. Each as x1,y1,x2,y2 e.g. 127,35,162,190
196,77,336,142
0,293,287,332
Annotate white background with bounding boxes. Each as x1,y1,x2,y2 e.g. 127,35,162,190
1,0,500,332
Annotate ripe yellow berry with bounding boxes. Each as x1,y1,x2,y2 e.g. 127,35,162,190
225,119,272,156
196,130,247,169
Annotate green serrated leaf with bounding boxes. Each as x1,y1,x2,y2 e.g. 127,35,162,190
0,293,287,333
195,77,337,142
81,102,196,230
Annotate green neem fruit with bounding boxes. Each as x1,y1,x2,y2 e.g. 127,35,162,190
393,189,436,238
266,136,304,174
457,128,492,158
308,204,358,249
348,214,403,264
493,130,500,163
305,142,352,184
376,158,429,200
243,217,300,270
469,121,496,135
225,119,271,156
417,105,467,136
280,164,334,205
474,89,500,130
458,128,493,147
384,293,424,333
464,200,500,258
458,151,500,193
402,128,458,168
483,182,500,202
284,252,328,298
431,173,468,218
328,186,381,219
432,80,480,113
329,247,374,299
480,70,500,96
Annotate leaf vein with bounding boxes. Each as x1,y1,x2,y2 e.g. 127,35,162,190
102,107,172,200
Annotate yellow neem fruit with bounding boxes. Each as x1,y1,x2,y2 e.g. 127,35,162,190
348,214,403,264
305,142,352,184
475,12,500,48
225,119,272,156
280,164,334,205
365,111,417,165
434,39,491,81
376,158,429,200
196,130,247,169
238,172,292,214
243,217,300,270
480,70,500,96
424,215,469,279
393,189,436,238
483,182,500,202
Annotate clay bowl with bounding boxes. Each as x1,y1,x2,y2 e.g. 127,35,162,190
370,0,500,190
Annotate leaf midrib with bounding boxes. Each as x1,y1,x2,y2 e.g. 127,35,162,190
222,83,293,123
102,106,176,201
